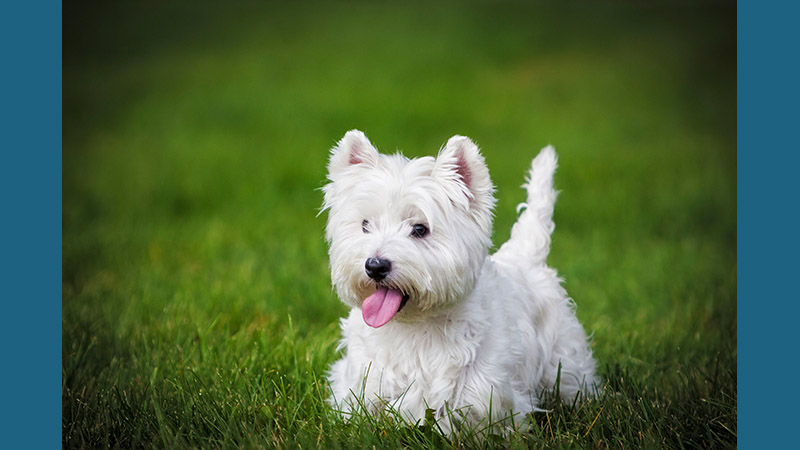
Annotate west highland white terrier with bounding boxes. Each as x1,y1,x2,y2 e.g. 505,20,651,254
322,130,599,434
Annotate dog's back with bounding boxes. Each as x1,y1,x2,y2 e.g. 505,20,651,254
492,146,600,403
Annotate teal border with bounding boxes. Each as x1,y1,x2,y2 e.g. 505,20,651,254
738,0,799,448
1,1,62,447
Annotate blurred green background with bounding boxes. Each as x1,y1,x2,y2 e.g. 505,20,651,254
63,1,736,448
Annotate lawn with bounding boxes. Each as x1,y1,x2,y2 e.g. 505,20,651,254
63,1,736,448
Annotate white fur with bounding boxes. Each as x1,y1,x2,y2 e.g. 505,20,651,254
322,130,599,434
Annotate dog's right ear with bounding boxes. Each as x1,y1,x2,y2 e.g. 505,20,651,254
328,130,379,179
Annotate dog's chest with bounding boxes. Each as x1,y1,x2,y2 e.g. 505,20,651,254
359,318,487,388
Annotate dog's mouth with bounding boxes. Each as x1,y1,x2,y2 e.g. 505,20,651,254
361,285,410,328
398,291,410,312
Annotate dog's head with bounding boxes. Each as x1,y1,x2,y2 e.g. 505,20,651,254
322,130,496,327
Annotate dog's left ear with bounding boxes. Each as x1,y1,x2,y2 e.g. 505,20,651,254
433,136,495,212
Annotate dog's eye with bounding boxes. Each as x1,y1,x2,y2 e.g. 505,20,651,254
362,220,369,233
410,224,429,238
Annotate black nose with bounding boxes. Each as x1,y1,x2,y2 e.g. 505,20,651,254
365,257,392,281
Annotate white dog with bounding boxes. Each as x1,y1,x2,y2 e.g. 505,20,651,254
322,130,599,434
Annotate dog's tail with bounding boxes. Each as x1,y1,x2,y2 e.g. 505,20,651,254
493,145,558,268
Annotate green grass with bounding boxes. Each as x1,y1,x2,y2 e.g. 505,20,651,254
63,1,736,448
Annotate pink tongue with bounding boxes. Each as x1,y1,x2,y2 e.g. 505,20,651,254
361,286,403,328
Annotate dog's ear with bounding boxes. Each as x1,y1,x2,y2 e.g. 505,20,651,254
328,130,379,179
433,135,495,211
